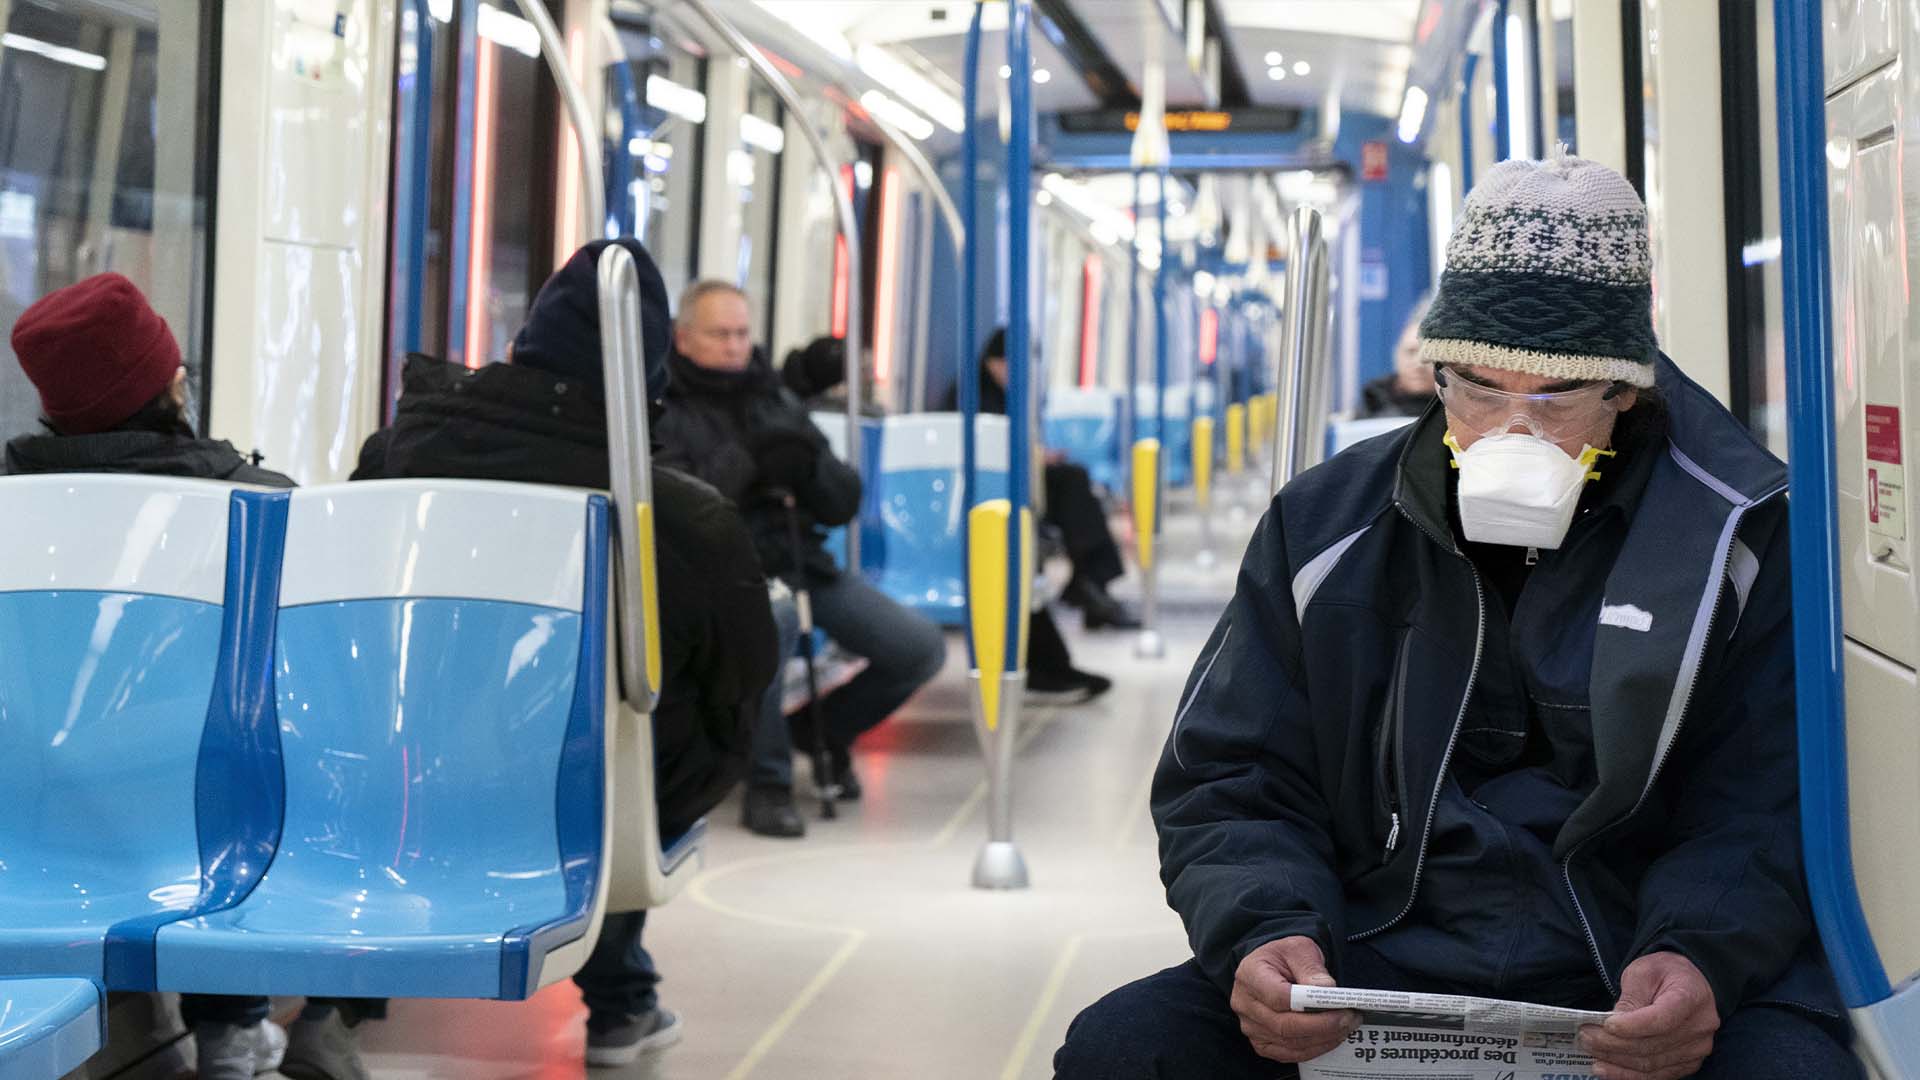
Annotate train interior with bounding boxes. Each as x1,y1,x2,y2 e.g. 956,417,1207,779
0,0,1917,1078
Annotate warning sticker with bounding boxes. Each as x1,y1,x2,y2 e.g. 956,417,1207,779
1865,404,1905,545
1865,405,1902,464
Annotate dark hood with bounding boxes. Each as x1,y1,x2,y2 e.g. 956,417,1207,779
4,429,293,487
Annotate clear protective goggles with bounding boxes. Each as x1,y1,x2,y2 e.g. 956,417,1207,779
1433,365,1629,443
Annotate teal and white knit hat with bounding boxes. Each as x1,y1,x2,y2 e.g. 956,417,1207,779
1419,154,1657,388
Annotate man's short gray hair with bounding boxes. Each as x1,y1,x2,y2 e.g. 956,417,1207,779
677,280,748,324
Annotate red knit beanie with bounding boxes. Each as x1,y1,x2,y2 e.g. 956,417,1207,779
11,273,182,434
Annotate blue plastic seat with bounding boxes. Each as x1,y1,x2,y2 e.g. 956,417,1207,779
153,481,612,1001
1043,387,1122,490
0,977,104,1079
1132,385,1195,488
0,476,283,987
810,411,881,574
867,413,1010,625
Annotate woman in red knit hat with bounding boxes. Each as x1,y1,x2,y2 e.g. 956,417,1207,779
4,272,301,1078
4,272,289,485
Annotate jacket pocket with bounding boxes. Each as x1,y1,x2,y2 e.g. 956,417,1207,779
1374,629,1415,863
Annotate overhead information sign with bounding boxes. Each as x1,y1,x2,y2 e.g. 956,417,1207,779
1058,107,1305,135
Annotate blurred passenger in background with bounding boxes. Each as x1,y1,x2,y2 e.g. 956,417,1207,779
656,281,947,835
354,239,779,1068
949,328,1140,633
1355,296,1437,420
3,273,311,1080
791,329,1111,704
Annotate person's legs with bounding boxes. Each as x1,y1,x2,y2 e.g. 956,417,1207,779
807,573,947,754
179,995,270,1028
1025,607,1111,701
1045,462,1125,589
744,589,808,836
1692,1005,1862,1080
281,999,384,1080
1055,960,1294,1080
183,995,285,1080
573,910,682,1065
573,910,661,1023
749,589,803,791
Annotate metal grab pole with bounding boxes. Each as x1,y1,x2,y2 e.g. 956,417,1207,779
1271,206,1326,495
512,0,605,238
598,245,659,712
1773,0,1898,1063
676,0,865,568
971,0,1034,892
960,0,983,667
1134,167,1170,660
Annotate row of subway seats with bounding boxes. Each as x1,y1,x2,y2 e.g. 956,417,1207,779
807,384,1297,629
0,398,1279,1078
0,476,695,1077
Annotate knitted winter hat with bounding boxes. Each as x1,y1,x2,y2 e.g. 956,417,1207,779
1419,154,1656,388
12,273,183,434
513,238,671,401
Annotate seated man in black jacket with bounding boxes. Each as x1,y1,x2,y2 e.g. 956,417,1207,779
655,281,947,820
1056,158,1854,1080
354,240,779,1068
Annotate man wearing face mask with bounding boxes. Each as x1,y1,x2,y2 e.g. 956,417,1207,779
1056,156,1854,1080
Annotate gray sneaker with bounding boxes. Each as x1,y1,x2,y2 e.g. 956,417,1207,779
193,1019,287,1080
280,1007,370,1080
585,1008,683,1067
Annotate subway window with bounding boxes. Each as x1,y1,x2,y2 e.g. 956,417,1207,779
0,0,215,438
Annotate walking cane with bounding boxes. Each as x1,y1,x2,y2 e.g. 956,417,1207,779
777,490,838,819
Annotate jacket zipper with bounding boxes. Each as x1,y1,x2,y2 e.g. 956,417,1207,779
1376,633,1415,861
1559,500,1761,997
1351,505,1485,941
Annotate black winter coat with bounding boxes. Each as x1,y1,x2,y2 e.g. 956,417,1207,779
652,348,863,584
352,354,779,837
5,429,295,487
1157,354,1842,1022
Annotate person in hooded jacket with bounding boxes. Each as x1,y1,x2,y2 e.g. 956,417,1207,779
1055,158,1857,1079
353,239,780,1068
2,273,384,1080
653,280,947,822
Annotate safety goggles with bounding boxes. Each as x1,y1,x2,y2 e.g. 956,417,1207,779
1433,365,1628,443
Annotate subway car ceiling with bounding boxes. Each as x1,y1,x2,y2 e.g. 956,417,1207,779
0,0,1564,487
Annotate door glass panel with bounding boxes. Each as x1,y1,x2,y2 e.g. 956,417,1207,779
0,0,213,438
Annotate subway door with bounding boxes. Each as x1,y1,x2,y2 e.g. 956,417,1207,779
1824,0,1920,1056
211,0,398,484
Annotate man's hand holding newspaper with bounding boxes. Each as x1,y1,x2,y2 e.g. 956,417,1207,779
1242,937,1722,1080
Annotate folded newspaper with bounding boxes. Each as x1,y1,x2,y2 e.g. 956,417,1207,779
1289,985,1612,1080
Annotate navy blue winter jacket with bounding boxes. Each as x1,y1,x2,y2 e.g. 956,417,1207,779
1153,355,1840,1021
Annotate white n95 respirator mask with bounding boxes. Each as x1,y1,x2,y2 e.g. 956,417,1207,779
1446,432,1612,550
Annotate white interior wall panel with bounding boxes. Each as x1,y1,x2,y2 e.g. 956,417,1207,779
211,0,396,484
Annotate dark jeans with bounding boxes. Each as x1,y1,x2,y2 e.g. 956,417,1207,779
1045,462,1123,590
779,572,945,759
574,910,659,1029
180,995,385,1028
750,590,806,788
1054,959,1862,1080
1028,607,1075,678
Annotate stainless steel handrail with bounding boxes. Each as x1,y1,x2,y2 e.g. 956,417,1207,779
513,0,606,239
598,244,659,711
1270,205,1328,495
675,0,867,566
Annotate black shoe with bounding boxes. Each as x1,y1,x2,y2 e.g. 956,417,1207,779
741,785,806,838
827,747,862,801
1026,667,1112,704
1081,595,1142,631
1068,578,1142,631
